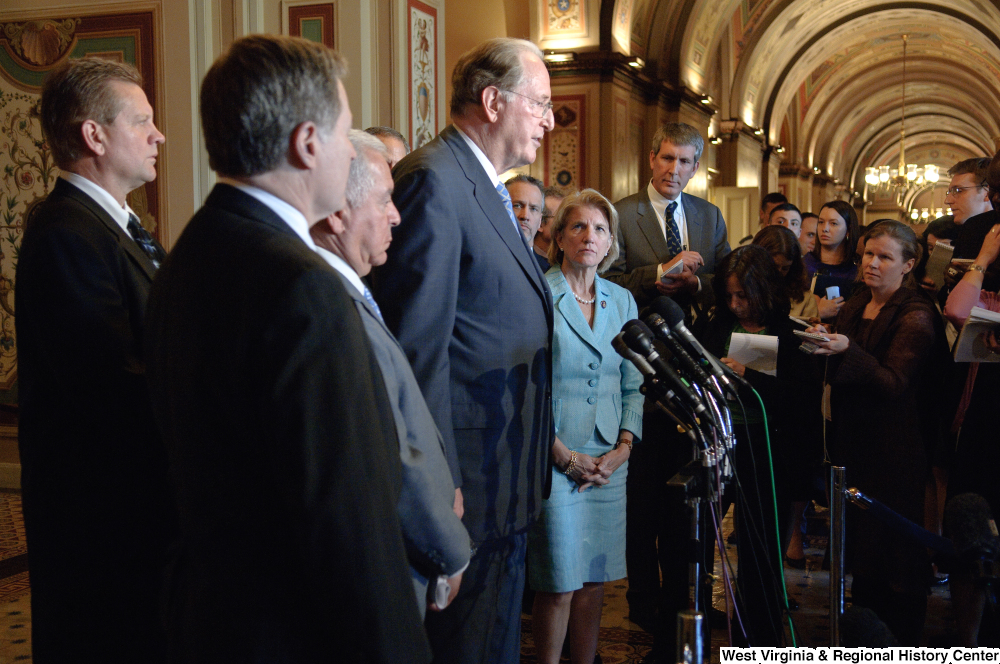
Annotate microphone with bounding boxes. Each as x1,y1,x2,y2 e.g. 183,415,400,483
621,320,707,416
644,312,724,402
649,296,751,392
612,333,657,379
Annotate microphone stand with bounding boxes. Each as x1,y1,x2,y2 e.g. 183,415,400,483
648,381,733,664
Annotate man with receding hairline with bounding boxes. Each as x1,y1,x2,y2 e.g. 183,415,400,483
144,35,428,663
373,37,556,664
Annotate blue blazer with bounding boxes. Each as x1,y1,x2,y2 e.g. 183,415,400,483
373,124,554,543
547,268,643,448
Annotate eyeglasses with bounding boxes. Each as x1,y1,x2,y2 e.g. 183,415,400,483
945,185,987,196
503,90,554,118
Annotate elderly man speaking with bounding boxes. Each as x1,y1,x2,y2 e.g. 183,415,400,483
373,37,556,664
310,129,471,618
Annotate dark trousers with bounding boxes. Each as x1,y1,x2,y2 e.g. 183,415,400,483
425,532,527,664
625,408,709,656
732,421,786,646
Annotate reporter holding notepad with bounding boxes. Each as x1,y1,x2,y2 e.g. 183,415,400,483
807,221,944,645
701,245,821,646
943,223,1000,647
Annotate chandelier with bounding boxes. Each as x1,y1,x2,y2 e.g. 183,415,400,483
864,35,940,193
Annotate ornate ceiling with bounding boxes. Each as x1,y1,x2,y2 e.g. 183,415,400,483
623,0,1000,194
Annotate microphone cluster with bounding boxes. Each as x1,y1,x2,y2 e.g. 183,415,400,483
613,296,739,478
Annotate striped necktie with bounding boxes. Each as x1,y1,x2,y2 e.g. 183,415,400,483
495,182,522,236
363,286,384,322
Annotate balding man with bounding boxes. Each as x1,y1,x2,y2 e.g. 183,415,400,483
145,35,428,663
373,37,556,664
310,130,471,618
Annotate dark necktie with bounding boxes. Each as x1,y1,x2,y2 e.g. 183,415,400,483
664,201,682,255
127,214,166,269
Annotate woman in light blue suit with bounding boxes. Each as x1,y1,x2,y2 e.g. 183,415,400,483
529,189,643,664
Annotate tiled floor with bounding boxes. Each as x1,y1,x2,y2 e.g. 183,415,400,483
0,492,958,663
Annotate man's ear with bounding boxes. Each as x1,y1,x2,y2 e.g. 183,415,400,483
289,121,321,170
80,119,107,156
328,208,349,235
481,86,504,124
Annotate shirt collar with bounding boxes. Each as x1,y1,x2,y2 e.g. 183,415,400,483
217,178,317,251
314,246,367,297
454,124,500,188
647,181,683,213
60,172,135,232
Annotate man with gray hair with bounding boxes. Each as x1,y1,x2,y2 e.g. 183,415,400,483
364,125,411,167
604,122,730,657
505,173,545,244
373,37,556,664
310,130,471,618
144,35,429,663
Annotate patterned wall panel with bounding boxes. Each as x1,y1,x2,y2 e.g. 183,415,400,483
0,10,159,402
408,0,437,150
543,94,586,193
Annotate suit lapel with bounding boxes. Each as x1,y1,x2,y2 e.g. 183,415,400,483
551,272,601,356
634,191,672,261
55,179,158,281
683,195,704,257
442,126,553,316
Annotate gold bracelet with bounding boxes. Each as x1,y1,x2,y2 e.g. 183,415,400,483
615,438,633,452
563,450,578,476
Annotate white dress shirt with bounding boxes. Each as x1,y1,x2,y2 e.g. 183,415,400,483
60,172,137,233
217,177,317,251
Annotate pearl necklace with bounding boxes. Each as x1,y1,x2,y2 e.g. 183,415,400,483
572,290,596,305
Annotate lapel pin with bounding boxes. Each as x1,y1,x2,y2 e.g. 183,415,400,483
601,301,607,308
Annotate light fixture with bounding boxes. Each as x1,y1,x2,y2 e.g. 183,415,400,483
700,95,713,105
910,209,920,220
753,127,763,136
863,35,942,201
626,56,645,69
710,136,722,145
775,145,785,153
543,51,575,64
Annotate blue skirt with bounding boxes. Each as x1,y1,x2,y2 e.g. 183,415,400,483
527,432,628,593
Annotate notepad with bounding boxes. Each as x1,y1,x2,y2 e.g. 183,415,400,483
728,333,779,376
954,306,1000,362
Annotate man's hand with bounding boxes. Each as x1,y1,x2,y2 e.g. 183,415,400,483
427,572,463,612
453,488,464,520
661,251,704,274
657,264,699,295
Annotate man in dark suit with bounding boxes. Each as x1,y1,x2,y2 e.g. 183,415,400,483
604,122,730,659
310,129,471,617
144,35,429,663
16,57,174,663
372,37,555,664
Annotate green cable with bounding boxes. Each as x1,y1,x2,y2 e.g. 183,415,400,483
750,385,798,647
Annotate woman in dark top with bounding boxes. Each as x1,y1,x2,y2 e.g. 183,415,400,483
808,221,936,645
804,200,860,320
703,245,820,645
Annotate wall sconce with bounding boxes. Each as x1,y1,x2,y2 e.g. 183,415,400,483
626,56,645,69
700,95,713,105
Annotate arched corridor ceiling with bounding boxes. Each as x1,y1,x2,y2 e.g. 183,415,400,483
626,0,1000,194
